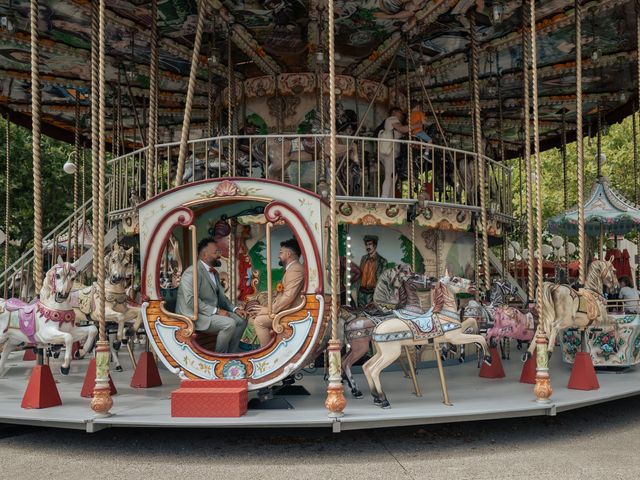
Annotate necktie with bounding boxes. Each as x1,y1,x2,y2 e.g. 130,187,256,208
209,267,218,275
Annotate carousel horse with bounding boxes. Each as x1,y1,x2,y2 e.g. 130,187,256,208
0,262,98,376
483,279,535,360
339,264,434,398
525,258,618,362
71,243,142,371
363,272,491,409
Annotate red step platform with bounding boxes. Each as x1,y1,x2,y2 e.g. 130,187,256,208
21,365,62,409
80,358,118,398
130,351,162,388
519,355,537,384
568,352,600,390
171,379,248,417
479,347,506,379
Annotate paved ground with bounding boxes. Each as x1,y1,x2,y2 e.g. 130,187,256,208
1,394,639,480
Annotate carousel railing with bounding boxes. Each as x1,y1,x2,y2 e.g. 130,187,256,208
106,134,512,217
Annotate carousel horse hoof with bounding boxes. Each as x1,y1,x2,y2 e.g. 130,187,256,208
380,399,391,409
60,365,70,375
115,365,123,372
122,338,129,345
53,352,60,359
484,355,492,366
74,350,81,359
112,340,121,351
351,389,364,399
548,351,553,360
458,356,465,364
489,337,498,348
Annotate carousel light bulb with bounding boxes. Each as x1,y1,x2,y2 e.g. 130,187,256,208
557,246,566,257
208,53,218,65
522,248,529,260
417,64,425,76
346,235,351,241
316,50,324,62
541,244,553,257
621,92,627,102
63,160,77,175
591,47,601,62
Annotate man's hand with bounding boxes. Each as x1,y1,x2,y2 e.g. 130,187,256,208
235,307,246,317
218,309,230,317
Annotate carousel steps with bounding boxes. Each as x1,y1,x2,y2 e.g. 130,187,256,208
171,379,248,418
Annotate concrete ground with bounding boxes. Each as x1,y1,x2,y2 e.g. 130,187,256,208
1,395,639,480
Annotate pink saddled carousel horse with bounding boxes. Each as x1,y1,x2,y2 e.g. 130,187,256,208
483,279,535,359
0,262,97,376
525,258,618,362
363,272,491,409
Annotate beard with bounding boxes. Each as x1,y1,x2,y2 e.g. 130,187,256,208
278,259,284,267
212,259,222,267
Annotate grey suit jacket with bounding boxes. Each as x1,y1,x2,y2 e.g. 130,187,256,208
175,262,236,331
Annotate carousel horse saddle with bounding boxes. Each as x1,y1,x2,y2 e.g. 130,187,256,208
5,298,38,343
577,289,602,322
393,307,445,341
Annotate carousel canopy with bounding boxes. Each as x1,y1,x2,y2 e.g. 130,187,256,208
0,0,638,157
547,176,640,236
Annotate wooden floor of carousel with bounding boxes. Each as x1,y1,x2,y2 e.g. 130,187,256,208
1,348,640,432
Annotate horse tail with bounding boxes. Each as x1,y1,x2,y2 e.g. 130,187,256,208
536,282,556,337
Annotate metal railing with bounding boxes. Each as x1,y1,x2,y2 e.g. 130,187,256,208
107,134,512,217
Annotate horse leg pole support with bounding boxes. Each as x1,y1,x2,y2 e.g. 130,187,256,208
403,346,421,397
434,343,452,406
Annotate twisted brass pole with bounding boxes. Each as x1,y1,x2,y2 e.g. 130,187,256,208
3,113,10,298
469,12,489,291
523,1,534,300
146,0,158,199
325,0,347,419
30,0,43,291
91,0,99,280
576,0,585,285
91,0,113,416
73,94,80,261
175,0,205,186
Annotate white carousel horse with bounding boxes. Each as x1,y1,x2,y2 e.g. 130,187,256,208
525,258,618,361
0,262,98,376
363,272,491,409
71,243,142,371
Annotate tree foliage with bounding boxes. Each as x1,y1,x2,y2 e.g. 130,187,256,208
511,114,639,227
0,115,85,270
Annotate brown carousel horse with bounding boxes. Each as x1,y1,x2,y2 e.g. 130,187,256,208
363,272,491,409
339,264,434,398
525,258,618,362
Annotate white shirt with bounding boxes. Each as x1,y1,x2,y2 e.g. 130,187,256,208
619,286,640,313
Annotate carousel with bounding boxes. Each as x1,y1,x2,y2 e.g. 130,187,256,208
1,0,640,431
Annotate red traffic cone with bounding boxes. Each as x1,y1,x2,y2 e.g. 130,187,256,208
519,354,537,384
568,351,599,390
80,358,118,398
21,365,62,409
130,351,162,388
23,348,37,361
479,347,506,379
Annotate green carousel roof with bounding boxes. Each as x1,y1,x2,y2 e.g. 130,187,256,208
548,176,640,236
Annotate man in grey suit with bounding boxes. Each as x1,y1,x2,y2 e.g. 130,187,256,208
176,237,247,353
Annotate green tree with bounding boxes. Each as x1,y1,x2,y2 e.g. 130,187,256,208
0,116,81,270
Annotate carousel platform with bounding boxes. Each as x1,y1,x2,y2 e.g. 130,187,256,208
0,350,639,433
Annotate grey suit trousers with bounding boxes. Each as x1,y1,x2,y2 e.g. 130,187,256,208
197,311,247,353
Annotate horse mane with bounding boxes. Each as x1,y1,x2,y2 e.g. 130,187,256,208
585,259,606,291
432,282,446,313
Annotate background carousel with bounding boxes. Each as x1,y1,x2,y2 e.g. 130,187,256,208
1,0,640,430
